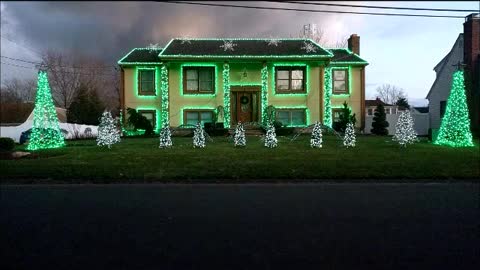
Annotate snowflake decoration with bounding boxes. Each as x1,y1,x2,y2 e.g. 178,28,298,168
180,35,192,44
147,43,161,53
220,40,237,51
301,41,317,53
267,39,281,47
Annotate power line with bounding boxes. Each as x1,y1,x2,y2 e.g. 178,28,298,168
163,1,465,18
1,55,117,71
1,60,117,77
266,1,479,13
0,34,44,57
0,61,36,69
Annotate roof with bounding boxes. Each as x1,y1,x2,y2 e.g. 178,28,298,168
158,38,333,59
327,48,368,65
118,48,163,64
365,98,392,107
414,107,429,113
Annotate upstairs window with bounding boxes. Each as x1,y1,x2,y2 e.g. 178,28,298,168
138,69,155,95
332,69,349,95
183,67,215,94
275,67,306,93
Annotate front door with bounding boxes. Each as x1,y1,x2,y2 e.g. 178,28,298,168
236,92,253,123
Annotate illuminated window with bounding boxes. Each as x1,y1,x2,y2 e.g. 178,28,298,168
138,109,156,130
138,69,155,95
184,110,214,127
275,67,305,93
276,109,306,126
332,69,349,94
183,67,215,94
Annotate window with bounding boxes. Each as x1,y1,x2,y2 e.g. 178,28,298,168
440,101,446,118
367,108,373,116
183,67,215,94
184,110,214,127
275,67,306,93
332,69,349,94
385,108,391,114
138,69,155,95
138,110,156,130
332,108,343,123
276,109,306,126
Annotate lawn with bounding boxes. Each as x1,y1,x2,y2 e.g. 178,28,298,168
1,135,479,182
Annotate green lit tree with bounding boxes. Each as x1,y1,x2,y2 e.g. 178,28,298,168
434,70,474,147
27,71,65,150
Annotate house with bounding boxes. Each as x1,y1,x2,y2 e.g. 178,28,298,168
117,35,368,132
427,13,479,136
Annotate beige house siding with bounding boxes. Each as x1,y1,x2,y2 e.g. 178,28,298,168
121,63,364,129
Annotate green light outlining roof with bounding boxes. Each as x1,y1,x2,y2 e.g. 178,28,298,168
326,48,368,65
158,38,334,59
118,48,163,65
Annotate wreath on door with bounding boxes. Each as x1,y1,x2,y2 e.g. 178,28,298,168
240,96,249,104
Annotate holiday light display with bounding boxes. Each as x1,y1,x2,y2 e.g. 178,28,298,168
193,122,206,148
97,111,121,149
343,122,356,148
160,65,169,127
261,64,269,125
26,71,65,150
393,110,417,147
223,63,231,128
310,121,323,148
323,67,333,127
159,123,173,148
234,122,246,147
264,122,278,148
434,70,474,147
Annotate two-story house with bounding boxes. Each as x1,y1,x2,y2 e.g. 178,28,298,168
118,35,368,132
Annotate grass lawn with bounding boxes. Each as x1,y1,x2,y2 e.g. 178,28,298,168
1,135,479,182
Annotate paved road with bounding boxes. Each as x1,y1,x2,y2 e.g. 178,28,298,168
1,183,479,270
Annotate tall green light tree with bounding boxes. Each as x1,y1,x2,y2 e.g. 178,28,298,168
27,71,65,150
434,70,474,147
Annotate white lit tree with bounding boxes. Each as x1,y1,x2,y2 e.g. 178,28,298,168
234,122,246,147
193,122,206,148
343,122,356,148
393,110,417,147
310,121,323,148
159,122,173,148
97,111,121,149
264,122,278,148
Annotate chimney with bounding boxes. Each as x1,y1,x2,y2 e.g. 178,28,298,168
463,13,479,73
348,34,360,55
463,13,480,134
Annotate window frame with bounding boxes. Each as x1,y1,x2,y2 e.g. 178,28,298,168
275,108,307,127
183,109,215,127
137,68,156,96
331,68,350,95
137,109,156,130
274,66,306,94
183,67,216,94
367,108,373,116
332,108,344,123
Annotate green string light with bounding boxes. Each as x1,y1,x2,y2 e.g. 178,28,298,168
323,67,333,127
261,64,269,125
160,65,169,127
434,70,474,147
27,71,65,150
223,63,231,128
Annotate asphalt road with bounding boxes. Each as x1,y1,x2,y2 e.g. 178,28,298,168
1,183,479,270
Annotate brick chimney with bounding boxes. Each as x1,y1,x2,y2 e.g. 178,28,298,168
348,34,360,55
463,13,480,135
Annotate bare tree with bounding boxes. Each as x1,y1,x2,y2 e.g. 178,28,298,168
375,84,407,105
0,78,37,103
297,24,349,48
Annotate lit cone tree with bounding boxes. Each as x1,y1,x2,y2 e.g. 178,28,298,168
234,122,246,147
159,122,173,148
264,122,278,148
193,122,206,148
27,71,65,150
97,111,121,149
393,110,417,147
310,121,323,148
434,70,474,147
343,122,356,148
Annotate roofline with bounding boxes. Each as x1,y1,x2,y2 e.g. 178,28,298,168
158,37,334,58
326,47,369,64
117,47,163,64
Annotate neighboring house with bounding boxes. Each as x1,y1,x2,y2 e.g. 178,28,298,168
0,103,98,142
117,35,368,132
427,13,480,135
364,99,430,135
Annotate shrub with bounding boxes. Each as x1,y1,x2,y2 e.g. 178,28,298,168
371,103,389,135
0,137,15,152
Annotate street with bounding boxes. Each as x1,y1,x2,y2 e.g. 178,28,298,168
1,183,479,270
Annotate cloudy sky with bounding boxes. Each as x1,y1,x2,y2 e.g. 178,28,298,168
1,1,478,105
